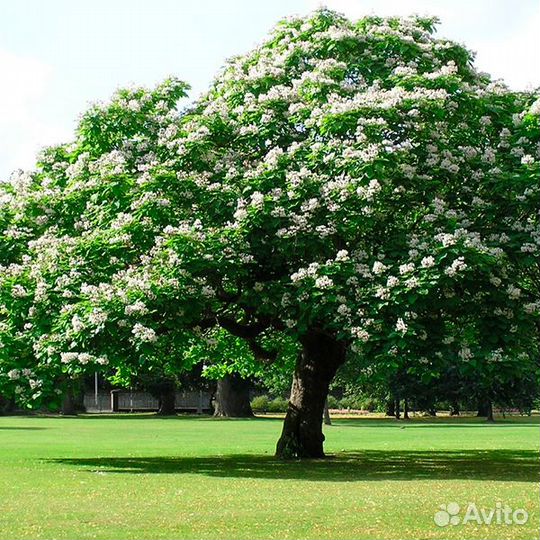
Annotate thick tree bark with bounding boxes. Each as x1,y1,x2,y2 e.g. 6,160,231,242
213,373,253,417
157,389,176,415
275,330,346,459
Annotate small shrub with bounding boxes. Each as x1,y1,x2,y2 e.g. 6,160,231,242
251,395,269,413
267,397,289,413
338,396,383,411
338,397,357,410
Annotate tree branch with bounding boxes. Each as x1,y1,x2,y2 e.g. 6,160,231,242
217,316,269,339
248,339,278,363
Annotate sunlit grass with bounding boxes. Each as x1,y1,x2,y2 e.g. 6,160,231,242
0,414,538,539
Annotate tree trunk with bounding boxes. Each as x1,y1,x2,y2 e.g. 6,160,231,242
275,330,346,459
61,385,77,415
61,379,85,415
395,398,401,420
486,400,495,422
385,398,395,417
213,373,253,417
403,398,410,420
157,389,176,415
0,394,15,415
477,399,488,417
450,400,460,416
323,398,332,426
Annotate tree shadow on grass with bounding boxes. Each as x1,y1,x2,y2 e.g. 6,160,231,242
51,449,539,483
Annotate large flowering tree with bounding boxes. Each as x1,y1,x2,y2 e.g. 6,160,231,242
1,10,538,457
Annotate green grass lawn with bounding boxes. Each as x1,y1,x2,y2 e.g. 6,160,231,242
0,414,538,540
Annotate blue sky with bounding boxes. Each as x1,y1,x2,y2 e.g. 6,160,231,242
1,0,539,180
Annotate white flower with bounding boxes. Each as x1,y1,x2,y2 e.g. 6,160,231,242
529,98,540,115
420,255,435,268
374,286,390,300
335,249,349,262
395,318,407,334
357,179,381,201
399,263,414,274
127,99,141,111
250,191,265,208
372,261,387,275
88,309,108,326
263,147,283,167
351,327,370,342
291,269,307,283
78,353,92,365
507,285,521,300
234,207,248,221
7,369,20,380
521,243,538,253
405,277,419,288
480,115,492,126
12,284,27,298
60,352,79,363
239,124,259,136
437,233,456,247
444,257,467,277
132,323,157,343
71,315,85,333
521,154,535,165
125,300,149,316
524,301,540,314
315,276,333,289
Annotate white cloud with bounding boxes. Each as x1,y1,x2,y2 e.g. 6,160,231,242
307,0,540,90
0,49,70,180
